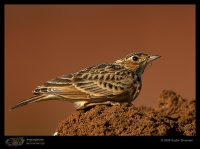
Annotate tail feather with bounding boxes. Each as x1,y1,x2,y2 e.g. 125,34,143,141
9,95,46,111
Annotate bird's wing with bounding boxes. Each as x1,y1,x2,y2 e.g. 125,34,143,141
33,64,134,99
33,73,89,99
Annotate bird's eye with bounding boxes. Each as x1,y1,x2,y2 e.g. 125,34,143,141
132,56,138,61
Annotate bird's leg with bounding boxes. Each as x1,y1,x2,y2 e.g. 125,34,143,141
87,101,119,107
75,101,110,110
79,101,130,109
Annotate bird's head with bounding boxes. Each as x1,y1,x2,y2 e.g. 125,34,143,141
114,52,161,76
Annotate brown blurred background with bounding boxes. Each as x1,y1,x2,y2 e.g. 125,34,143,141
5,5,195,135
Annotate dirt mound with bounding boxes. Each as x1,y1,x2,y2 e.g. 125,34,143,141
54,90,195,136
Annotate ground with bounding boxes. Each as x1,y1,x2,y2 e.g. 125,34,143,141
54,90,195,136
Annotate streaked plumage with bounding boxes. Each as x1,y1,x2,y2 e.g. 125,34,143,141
10,52,160,110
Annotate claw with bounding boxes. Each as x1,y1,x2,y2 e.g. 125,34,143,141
80,101,130,109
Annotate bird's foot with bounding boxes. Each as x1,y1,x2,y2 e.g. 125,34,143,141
76,101,131,110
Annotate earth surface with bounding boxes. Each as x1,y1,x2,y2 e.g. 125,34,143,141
54,90,195,136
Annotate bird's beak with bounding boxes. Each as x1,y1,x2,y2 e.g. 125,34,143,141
147,55,161,63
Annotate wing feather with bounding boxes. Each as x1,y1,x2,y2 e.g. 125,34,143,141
32,64,134,100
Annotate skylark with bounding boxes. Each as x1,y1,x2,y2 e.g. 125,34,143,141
10,52,160,110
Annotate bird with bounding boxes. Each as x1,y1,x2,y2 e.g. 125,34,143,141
10,52,160,111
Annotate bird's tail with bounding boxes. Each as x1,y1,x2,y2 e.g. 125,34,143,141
9,94,47,111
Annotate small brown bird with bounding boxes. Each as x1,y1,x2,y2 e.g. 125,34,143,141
10,52,160,111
